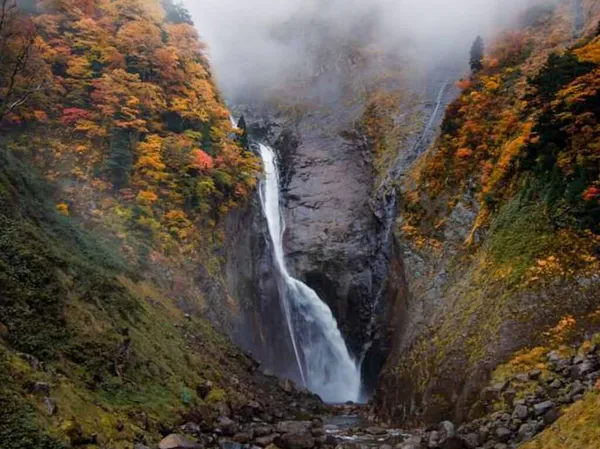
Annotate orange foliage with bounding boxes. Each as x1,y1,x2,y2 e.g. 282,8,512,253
191,149,214,171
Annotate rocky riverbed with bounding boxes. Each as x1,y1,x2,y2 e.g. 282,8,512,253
137,341,599,449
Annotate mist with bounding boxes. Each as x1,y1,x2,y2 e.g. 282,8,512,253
185,0,530,101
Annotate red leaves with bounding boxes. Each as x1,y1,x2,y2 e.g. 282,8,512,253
61,107,90,126
191,149,214,171
583,186,600,202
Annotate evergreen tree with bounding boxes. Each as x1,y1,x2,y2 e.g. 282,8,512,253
161,0,194,25
238,115,249,150
107,130,134,190
470,36,484,73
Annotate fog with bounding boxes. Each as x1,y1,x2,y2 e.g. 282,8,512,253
185,0,531,101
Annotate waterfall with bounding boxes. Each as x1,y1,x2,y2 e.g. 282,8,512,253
258,143,362,403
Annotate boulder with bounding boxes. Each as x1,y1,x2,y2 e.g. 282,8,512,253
460,433,479,449
216,416,238,436
159,434,199,449
512,404,529,420
543,408,559,425
256,435,278,447
428,430,439,448
495,427,511,443
276,421,311,434
254,426,275,437
276,431,315,449
219,440,245,449
533,401,554,416
516,423,535,442
233,432,254,444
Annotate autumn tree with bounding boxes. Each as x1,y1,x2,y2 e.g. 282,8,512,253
0,0,47,121
470,36,484,73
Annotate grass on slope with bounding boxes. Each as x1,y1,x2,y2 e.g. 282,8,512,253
0,148,239,448
522,391,600,449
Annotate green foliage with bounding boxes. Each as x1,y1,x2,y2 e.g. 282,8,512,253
522,50,600,232
526,52,595,103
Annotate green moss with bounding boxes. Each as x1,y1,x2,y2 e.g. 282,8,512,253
205,387,227,404
0,350,66,449
488,195,555,285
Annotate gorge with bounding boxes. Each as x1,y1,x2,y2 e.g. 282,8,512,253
1,0,600,448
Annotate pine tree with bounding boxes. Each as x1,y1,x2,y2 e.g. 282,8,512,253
238,115,249,150
107,130,134,190
470,36,484,73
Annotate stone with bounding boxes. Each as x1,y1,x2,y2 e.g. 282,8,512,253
549,379,562,389
134,444,150,449
256,435,277,447
572,360,597,379
233,432,254,444
528,370,542,380
495,427,511,443
254,426,274,437
196,381,213,400
533,401,555,416
503,389,516,406
43,397,57,416
516,423,535,442
512,404,529,420
437,421,462,448
219,440,245,449
180,422,201,435
543,408,559,425
159,434,199,449
547,351,561,363
277,421,311,434
31,382,51,396
366,427,388,436
216,416,238,436
569,380,586,399
276,431,315,449
461,433,479,449
514,373,529,383
311,427,325,437
427,431,440,449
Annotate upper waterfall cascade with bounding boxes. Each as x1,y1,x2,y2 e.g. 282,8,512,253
258,143,362,403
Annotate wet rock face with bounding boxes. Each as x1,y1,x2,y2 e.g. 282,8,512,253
282,125,379,357
226,105,407,392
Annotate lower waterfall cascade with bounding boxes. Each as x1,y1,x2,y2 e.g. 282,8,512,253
258,143,362,403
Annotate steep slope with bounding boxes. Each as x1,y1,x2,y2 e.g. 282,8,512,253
377,0,600,426
0,1,327,448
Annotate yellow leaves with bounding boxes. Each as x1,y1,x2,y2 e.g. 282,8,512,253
136,190,159,205
482,76,501,92
545,316,577,345
574,36,600,64
67,56,93,79
56,202,69,216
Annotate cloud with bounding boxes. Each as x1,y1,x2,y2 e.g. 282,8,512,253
185,0,528,100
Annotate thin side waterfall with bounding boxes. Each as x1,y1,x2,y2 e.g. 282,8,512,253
258,143,362,403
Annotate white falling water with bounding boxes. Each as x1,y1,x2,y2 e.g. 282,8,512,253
258,143,362,403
